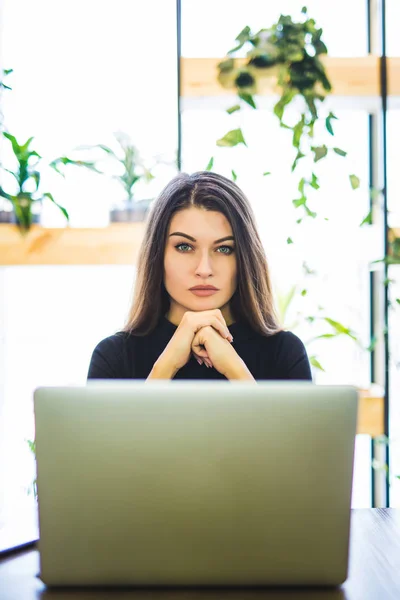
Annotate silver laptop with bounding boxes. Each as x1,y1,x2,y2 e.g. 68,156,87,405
33,381,358,587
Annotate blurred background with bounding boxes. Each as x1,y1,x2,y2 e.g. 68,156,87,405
0,0,399,552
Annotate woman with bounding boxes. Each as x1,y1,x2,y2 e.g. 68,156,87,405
88,171,311,381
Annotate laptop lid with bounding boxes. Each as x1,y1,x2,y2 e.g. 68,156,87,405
33,381,358,587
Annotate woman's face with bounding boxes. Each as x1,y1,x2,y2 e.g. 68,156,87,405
164,206,238,325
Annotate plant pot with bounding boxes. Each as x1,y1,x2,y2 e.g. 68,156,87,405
0,209,40,227
110,199,152,223
0,210,14,223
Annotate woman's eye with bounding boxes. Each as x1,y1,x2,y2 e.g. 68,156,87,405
217,246,234,254
176,243,192,252
175,244,234,254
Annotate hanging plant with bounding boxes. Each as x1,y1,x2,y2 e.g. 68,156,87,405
214,7,360,223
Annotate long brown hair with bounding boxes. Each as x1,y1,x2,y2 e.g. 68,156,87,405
124,171,281,336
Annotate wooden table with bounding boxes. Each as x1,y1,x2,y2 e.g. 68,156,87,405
0,509,399,599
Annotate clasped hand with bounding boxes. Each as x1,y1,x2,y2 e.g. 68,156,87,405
161,309,246,379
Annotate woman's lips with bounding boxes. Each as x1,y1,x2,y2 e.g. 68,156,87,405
189,289,219,297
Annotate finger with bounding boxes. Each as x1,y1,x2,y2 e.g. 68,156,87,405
193,347,212,368
210,317,233,342
193,347,208,358
193,346,209,358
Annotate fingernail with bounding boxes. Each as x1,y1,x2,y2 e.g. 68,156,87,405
229,335,234,343
196,358,202,365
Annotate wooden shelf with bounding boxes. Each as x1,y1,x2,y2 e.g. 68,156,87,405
388,58,400,96
358,386,384,437
0,223,146,265
389,227,400,239
181,56,400,98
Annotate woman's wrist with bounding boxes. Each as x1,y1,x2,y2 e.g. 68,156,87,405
147,355,179,380
226,359,255,381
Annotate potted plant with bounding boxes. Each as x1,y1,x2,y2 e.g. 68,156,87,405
81,132,155,223
0,132,99,233
0,68,13,222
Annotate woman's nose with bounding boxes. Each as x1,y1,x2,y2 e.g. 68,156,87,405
195,251,213,278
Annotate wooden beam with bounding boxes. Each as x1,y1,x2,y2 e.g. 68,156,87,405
357,387,384,437
0,223,146,265
388,58,400,96
389,227,400,240
181,56,385,98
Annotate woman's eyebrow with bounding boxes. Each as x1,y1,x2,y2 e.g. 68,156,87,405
169,232,235,243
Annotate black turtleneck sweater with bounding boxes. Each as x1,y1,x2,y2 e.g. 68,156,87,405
87,317,312,381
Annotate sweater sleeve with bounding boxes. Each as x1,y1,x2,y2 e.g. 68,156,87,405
87,334,126,379
275,331,312,381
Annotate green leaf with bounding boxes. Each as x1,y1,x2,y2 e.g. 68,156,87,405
311,145,328,162
228,26,251,54
0,167,19,184
333,147,347,157
309,356,325,372
305,206,317,218
3,132,22,157
325,112,337,136
310,173,319,190
31,171,40,191
349,174,360,189
292,196,306,208
42,192,69,221
216,128,247,148
238,92,256,109
292,116,305,149
217,58,235,73
383,278,394,287
231,169,237,181
263,171,271,176
0,186,12,200
205,157,214,171
301,289,307,296
371,256,400,265
324,317,358,341
226,104,241,115
50,157,101,175
291,151,305,172
26,439,36,455
20,137,35,155
273,88,296,122
287,237,293,244
360,209,372,227
396,299,400,305
298,177,305,194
